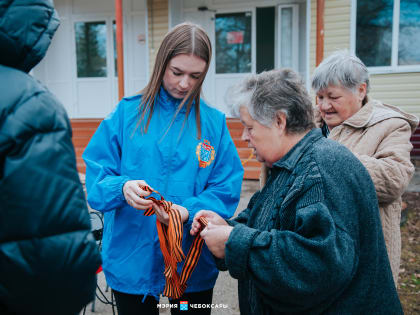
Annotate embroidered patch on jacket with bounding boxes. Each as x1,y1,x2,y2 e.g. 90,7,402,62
196,139,215,168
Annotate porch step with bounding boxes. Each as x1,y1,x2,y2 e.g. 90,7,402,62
71,119,102,174
70,118,262,180
244,167,262,180
227,118,261,180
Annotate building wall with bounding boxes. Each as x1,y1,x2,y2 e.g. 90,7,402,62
148,0,169,74
370,73,420,118
310,0,351,72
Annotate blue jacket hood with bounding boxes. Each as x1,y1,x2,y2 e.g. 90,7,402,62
0,0,60,72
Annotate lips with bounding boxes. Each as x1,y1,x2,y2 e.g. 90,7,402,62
171,90,187,99
176,90,188,96
323,112,337,118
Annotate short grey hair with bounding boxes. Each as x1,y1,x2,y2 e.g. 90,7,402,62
228,68,315,134
312,50,370,100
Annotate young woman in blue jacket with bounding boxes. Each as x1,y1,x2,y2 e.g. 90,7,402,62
83,22,244,314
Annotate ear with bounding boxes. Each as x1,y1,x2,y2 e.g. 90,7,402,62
274,111,287,133
358,83,367,102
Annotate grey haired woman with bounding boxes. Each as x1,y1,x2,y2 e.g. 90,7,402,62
190,69,402,314
311,50,419,285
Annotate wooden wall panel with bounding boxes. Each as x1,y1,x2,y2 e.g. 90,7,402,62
71,118,261,179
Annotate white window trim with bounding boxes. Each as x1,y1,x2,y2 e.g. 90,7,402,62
306,0,311,91
350,0,420,74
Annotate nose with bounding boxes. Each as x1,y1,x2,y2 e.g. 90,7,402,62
318,97,330,111
241,128,249,142
179,75,190,90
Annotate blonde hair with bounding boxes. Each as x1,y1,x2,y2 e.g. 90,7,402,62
137,22,212,139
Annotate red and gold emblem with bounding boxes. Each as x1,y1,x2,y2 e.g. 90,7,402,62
196,139,215,168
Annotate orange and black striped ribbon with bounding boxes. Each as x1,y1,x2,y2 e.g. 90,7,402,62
139,185,208,299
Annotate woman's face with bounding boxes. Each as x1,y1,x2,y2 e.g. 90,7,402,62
162,54,206,99
239,107,286,167
316,84,366,129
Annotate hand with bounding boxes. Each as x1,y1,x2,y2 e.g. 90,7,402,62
190,210,227,236
153,203,189,226
123,180,154,210
200,223,233,259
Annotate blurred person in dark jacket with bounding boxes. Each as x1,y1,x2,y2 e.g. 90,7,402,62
0,0,101,314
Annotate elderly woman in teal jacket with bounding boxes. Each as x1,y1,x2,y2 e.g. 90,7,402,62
191,69,402,314
83,22,243,314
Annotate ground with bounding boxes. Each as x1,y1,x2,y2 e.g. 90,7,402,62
399,191,420,314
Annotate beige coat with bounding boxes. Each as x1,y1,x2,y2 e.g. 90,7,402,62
260,99,419,285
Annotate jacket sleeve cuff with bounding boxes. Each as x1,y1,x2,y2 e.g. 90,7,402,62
225,223,258,280
117,175,131,201
214,257,228,271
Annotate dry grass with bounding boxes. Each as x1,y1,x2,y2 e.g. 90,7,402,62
399,192,420,314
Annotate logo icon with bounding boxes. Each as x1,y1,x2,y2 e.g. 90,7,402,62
196,139,215,168
180,301,188,311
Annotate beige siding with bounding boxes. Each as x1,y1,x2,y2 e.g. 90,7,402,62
324,0,351,57
370,73,420,117
310,0,350,73
148,0,168,74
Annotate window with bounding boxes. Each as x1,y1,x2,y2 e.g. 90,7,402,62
215,12,252,74
355,0,420,70
75,21,107,77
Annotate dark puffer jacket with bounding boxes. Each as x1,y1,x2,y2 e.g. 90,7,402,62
0,1,101,314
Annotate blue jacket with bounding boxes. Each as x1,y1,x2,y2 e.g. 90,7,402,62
219,129,402,314
83,87,243,297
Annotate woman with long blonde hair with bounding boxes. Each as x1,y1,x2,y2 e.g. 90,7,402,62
83,22,243,314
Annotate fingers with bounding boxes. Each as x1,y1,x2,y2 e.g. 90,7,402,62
199,222,211,238
190,220,201,235
129,194,153,210
190,210,219,235
136,180,153,197
190,211,208,235
192,210,226,227
123,180,154,209
192,210,212,224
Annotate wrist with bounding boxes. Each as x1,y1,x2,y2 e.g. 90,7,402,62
181,207,189,223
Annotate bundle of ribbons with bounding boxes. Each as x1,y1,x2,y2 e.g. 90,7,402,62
140,185,208,299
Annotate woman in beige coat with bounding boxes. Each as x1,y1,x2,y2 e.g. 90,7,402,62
261,51,418,285
311,51,418,285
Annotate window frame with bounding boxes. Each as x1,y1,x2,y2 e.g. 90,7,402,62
350,0,420,74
